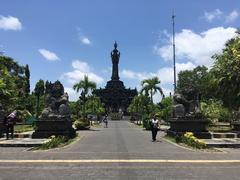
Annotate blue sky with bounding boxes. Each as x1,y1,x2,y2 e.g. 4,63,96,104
0,0,239,102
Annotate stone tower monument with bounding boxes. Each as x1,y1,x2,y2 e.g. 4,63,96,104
96,42,137,115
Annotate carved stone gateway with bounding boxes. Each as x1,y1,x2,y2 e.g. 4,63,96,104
96,42,137,117
32,81,75,138
168,86,210,139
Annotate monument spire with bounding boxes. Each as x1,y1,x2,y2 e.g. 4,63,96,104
111,41,120,80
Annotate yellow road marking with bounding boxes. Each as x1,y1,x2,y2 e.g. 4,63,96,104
0,159,240,163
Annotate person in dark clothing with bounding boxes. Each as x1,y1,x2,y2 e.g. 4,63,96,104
4,110,17,139
103,114,108,128
150,116,159,142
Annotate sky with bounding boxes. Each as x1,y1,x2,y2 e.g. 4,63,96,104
0,0,239,102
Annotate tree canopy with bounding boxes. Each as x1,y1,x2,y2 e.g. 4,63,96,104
211,32,240,109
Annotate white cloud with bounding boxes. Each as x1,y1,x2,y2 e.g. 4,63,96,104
72,60,91,72
61,60,104,85
0,15,22,30
121,62,195,86
39,49,60,61
81,37,91,45
153,87,173,103
156,62,196,85
64,87,79,101
121,61,195,103
203,9,223,22
225,10,239,23
202,9,239,23
154,27,236,67
121,69,154,81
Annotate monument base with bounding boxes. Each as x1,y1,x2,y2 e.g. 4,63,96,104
168,117,211,139
32,120,75,139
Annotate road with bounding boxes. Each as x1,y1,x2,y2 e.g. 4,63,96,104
0,120,240,180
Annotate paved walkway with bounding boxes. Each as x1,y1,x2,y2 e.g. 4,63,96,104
0,120,240,179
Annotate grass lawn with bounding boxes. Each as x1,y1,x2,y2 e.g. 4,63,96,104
14,124,34,133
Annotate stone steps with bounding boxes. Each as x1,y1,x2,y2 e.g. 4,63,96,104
203,138,240,148
211,133,240,138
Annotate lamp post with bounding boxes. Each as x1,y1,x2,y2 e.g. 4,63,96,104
172,13,176,92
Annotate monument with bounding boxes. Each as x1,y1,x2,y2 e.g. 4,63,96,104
96,42,137,116
32,80,75,138
167,85,210,139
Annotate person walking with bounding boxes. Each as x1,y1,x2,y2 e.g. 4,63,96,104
103,114,108,128
150,116,159,142
4,110,17,139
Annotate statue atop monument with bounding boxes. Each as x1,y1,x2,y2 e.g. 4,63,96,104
111,41,120,80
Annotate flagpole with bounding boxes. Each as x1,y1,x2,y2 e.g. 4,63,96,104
172,12,176,92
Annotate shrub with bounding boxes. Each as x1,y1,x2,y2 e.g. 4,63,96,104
201,100,231,123
74,118,90,130
178,132,207,149
142,114,151,130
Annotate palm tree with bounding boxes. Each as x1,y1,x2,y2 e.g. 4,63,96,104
73,75,96,117
140,76,164,104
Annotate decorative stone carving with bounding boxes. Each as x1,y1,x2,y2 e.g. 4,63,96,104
40,80,70,120
172,86,201,118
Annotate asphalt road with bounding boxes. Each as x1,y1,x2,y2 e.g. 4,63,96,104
0,120,240,180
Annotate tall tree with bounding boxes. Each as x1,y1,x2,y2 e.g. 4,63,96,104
73,75,96,116
177,66,214,100
34,79,45,118
0,56,26,111
211,32,240,109
140,77,164,104
25,64,30,96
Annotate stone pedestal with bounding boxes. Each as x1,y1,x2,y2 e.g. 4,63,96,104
167,117,211,139
32,120,75,138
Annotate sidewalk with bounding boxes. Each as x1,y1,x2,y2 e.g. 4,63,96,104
0,138,49,147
